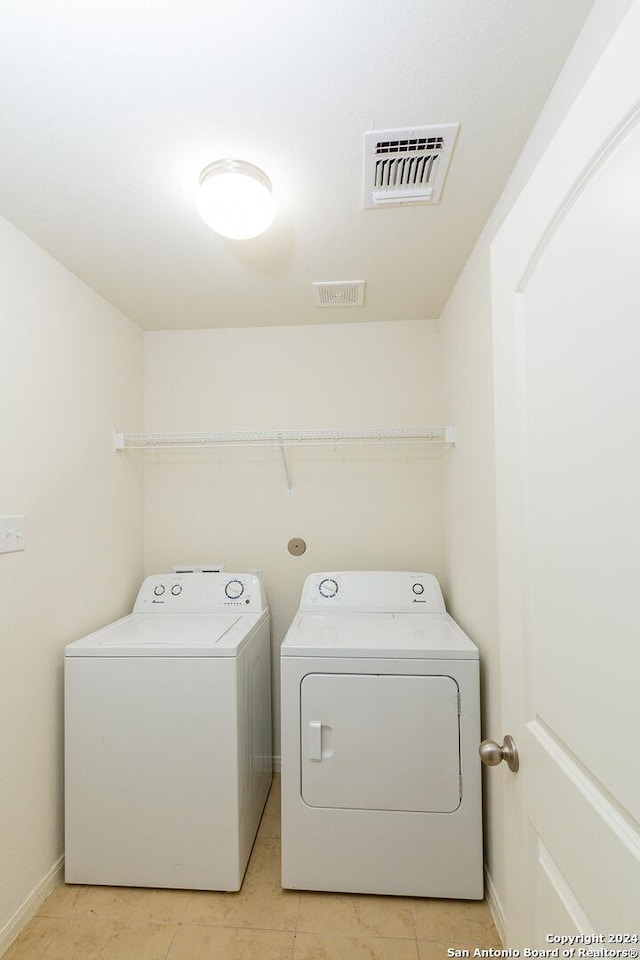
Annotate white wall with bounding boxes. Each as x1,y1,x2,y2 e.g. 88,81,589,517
439,0,634,933
440,239,504,901
144,318,444,756
0,216,144,945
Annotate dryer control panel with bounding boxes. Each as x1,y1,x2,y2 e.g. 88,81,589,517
133,571,267,614
300,571,446,613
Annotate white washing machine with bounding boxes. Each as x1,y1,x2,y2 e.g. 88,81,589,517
65,570,272,891
280,570,483,900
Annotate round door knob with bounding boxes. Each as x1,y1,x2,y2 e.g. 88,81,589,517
479,735,519,772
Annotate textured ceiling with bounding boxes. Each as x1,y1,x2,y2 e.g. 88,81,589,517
0,0,594,330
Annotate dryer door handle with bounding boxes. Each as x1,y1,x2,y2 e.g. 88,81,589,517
308,720,323,761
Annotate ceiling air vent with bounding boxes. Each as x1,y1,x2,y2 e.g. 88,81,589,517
363,124,459,209
312,280,365,308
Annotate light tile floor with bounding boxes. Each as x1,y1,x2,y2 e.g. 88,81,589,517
5,777,501,960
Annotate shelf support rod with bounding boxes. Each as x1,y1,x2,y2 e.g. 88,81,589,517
279,440,293,495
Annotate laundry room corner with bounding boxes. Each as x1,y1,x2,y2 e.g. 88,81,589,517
4,0,638,951
0,215,145,951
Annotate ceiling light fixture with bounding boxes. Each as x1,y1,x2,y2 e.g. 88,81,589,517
196,159,276,240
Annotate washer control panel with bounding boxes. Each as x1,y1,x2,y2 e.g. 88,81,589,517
301,571,446,613
134,571,267,613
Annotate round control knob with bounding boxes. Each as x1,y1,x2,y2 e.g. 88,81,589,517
225,579,245,600
171,584,182,596
412,583,425,595
319,578,339,598
153,584,165,596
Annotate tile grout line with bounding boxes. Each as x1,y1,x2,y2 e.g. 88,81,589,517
160,888,193,960
35,914,190,927
161,921,182,960
291,930,427,943
176,919,297,935
412,899,420,959
292,890,301,960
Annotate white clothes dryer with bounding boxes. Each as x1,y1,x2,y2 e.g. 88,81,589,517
65,570,272,891
280,571,483,900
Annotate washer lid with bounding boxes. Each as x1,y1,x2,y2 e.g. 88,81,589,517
65,612,265,657
280,612,478,659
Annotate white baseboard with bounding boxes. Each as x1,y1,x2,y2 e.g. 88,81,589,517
0,857,64,958
484,866,506,946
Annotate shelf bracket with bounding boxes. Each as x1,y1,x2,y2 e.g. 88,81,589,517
279,440,293,494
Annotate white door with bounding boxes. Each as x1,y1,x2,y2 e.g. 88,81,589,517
300,673,461,812
491,4,640,945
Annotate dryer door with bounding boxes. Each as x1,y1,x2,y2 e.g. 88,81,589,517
300,673,461,813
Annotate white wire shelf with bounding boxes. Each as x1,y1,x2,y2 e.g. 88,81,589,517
114,427,456,494
113,426,457,450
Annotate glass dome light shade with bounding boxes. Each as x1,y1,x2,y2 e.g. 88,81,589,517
196,159,276,239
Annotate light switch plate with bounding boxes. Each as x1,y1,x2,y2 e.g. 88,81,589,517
0,515,26,553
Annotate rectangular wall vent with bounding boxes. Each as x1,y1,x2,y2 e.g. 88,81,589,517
312,280,365,308
363,124,459,209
